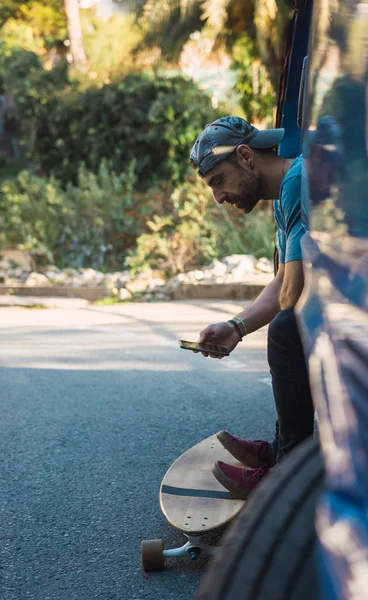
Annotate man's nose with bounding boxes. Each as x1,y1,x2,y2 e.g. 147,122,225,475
213,190,226,205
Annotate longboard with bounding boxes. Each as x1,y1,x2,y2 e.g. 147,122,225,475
141,433,245,571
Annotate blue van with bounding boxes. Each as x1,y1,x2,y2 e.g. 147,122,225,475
197,1,368,599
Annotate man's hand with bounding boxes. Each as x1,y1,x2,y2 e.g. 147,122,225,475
197,321,241,359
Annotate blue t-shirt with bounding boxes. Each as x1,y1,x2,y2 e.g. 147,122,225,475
273,154,304,264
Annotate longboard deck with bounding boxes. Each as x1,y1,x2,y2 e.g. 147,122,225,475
160,434,245,534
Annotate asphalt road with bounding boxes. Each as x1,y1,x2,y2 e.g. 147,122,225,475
0,299,276,600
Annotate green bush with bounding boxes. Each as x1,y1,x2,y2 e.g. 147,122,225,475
59,161,148,269
0,167,274,274
0,161,149,269
0,44,218,186
127,177,274,276
0,41,69,110
34,74,217,186
0,168,64,263
231,35,275,126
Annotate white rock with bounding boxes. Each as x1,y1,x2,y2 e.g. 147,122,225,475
63,268,78,277
43,264,60,273
51,272,69,285
152,292,168,301
255,258,273,273
231,268,248,282
187,272,198,283
44,270,61,281
69,277,83,287
201,270,213,280
103,278,116,290
106,271,130,285
79,268,105,285
148,277,166,289
25,272,50,286
164,278,181,290
205,260,227,276
117,288,132,300
223,254,256,269
230,258,258,281
137,293,153,302
178,271,196,283
7,267,24,279
125,278,150,293
193,270,205,281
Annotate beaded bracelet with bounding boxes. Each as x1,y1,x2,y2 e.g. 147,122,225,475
227,319,243,341
233,315,248,337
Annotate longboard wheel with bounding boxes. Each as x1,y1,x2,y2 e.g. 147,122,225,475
141,539,165,571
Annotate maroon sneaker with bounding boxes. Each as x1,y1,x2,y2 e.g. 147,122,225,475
217,430,276,468
212,461,269,500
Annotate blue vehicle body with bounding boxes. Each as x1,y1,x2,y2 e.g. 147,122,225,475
280,1,368,598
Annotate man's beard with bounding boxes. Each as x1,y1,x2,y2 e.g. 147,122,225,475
227,170,262,213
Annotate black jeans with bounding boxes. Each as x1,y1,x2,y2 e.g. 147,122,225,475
267,308,314,461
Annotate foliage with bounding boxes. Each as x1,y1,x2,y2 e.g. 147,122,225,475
0,161,149,269
0,45,217,185
80,9,146,82
0,18,43,55
0,2,278,276
140,0,294,91
0,0,66,46
0,169,64,263
0,42,69,127
140,0,202,61
0,156,27,181
60,160,147,270
16,1,66,48
0,165,274,274
231,35,275,125
127,177,274,276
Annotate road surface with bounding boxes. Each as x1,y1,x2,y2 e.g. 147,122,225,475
0,299,275,600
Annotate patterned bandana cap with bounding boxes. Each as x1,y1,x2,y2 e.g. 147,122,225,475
303,116,344,164
190,116,285,177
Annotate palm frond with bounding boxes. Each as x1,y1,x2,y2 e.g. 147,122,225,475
200,0,230,31
143,0,197,25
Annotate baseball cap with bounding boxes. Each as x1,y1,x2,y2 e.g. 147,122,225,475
190,116,285,177
303,116,343,163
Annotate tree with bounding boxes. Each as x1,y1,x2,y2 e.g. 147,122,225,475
0,0,25,26
140,0,294,91
0,0,86,72
0,0,67,52
63,0,87,72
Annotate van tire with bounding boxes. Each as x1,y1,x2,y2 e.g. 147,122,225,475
197,437,323,600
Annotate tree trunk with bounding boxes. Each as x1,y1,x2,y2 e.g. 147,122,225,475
63,0,87,73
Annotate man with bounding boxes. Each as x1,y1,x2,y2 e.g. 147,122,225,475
190,116,314,499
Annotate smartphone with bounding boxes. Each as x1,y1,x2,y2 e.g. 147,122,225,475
179,340,230,357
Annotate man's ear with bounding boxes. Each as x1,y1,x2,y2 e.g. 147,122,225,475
236,145,254,169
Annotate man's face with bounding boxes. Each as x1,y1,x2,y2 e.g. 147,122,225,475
306,146,335,204
203,158,262,213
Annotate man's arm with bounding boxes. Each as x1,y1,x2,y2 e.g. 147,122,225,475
279,259,304,309
197,261,304,357
236,264,285,334
237,260,304,334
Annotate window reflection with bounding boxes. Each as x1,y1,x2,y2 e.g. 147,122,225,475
304,0,368,239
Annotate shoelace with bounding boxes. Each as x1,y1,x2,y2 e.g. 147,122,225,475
245,465,269,480
257,440,271,461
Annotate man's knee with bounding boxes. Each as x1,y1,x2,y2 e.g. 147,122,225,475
268,308,297,346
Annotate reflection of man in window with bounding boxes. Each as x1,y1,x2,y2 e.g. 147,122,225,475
315,76,368,236
304,116,344,206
